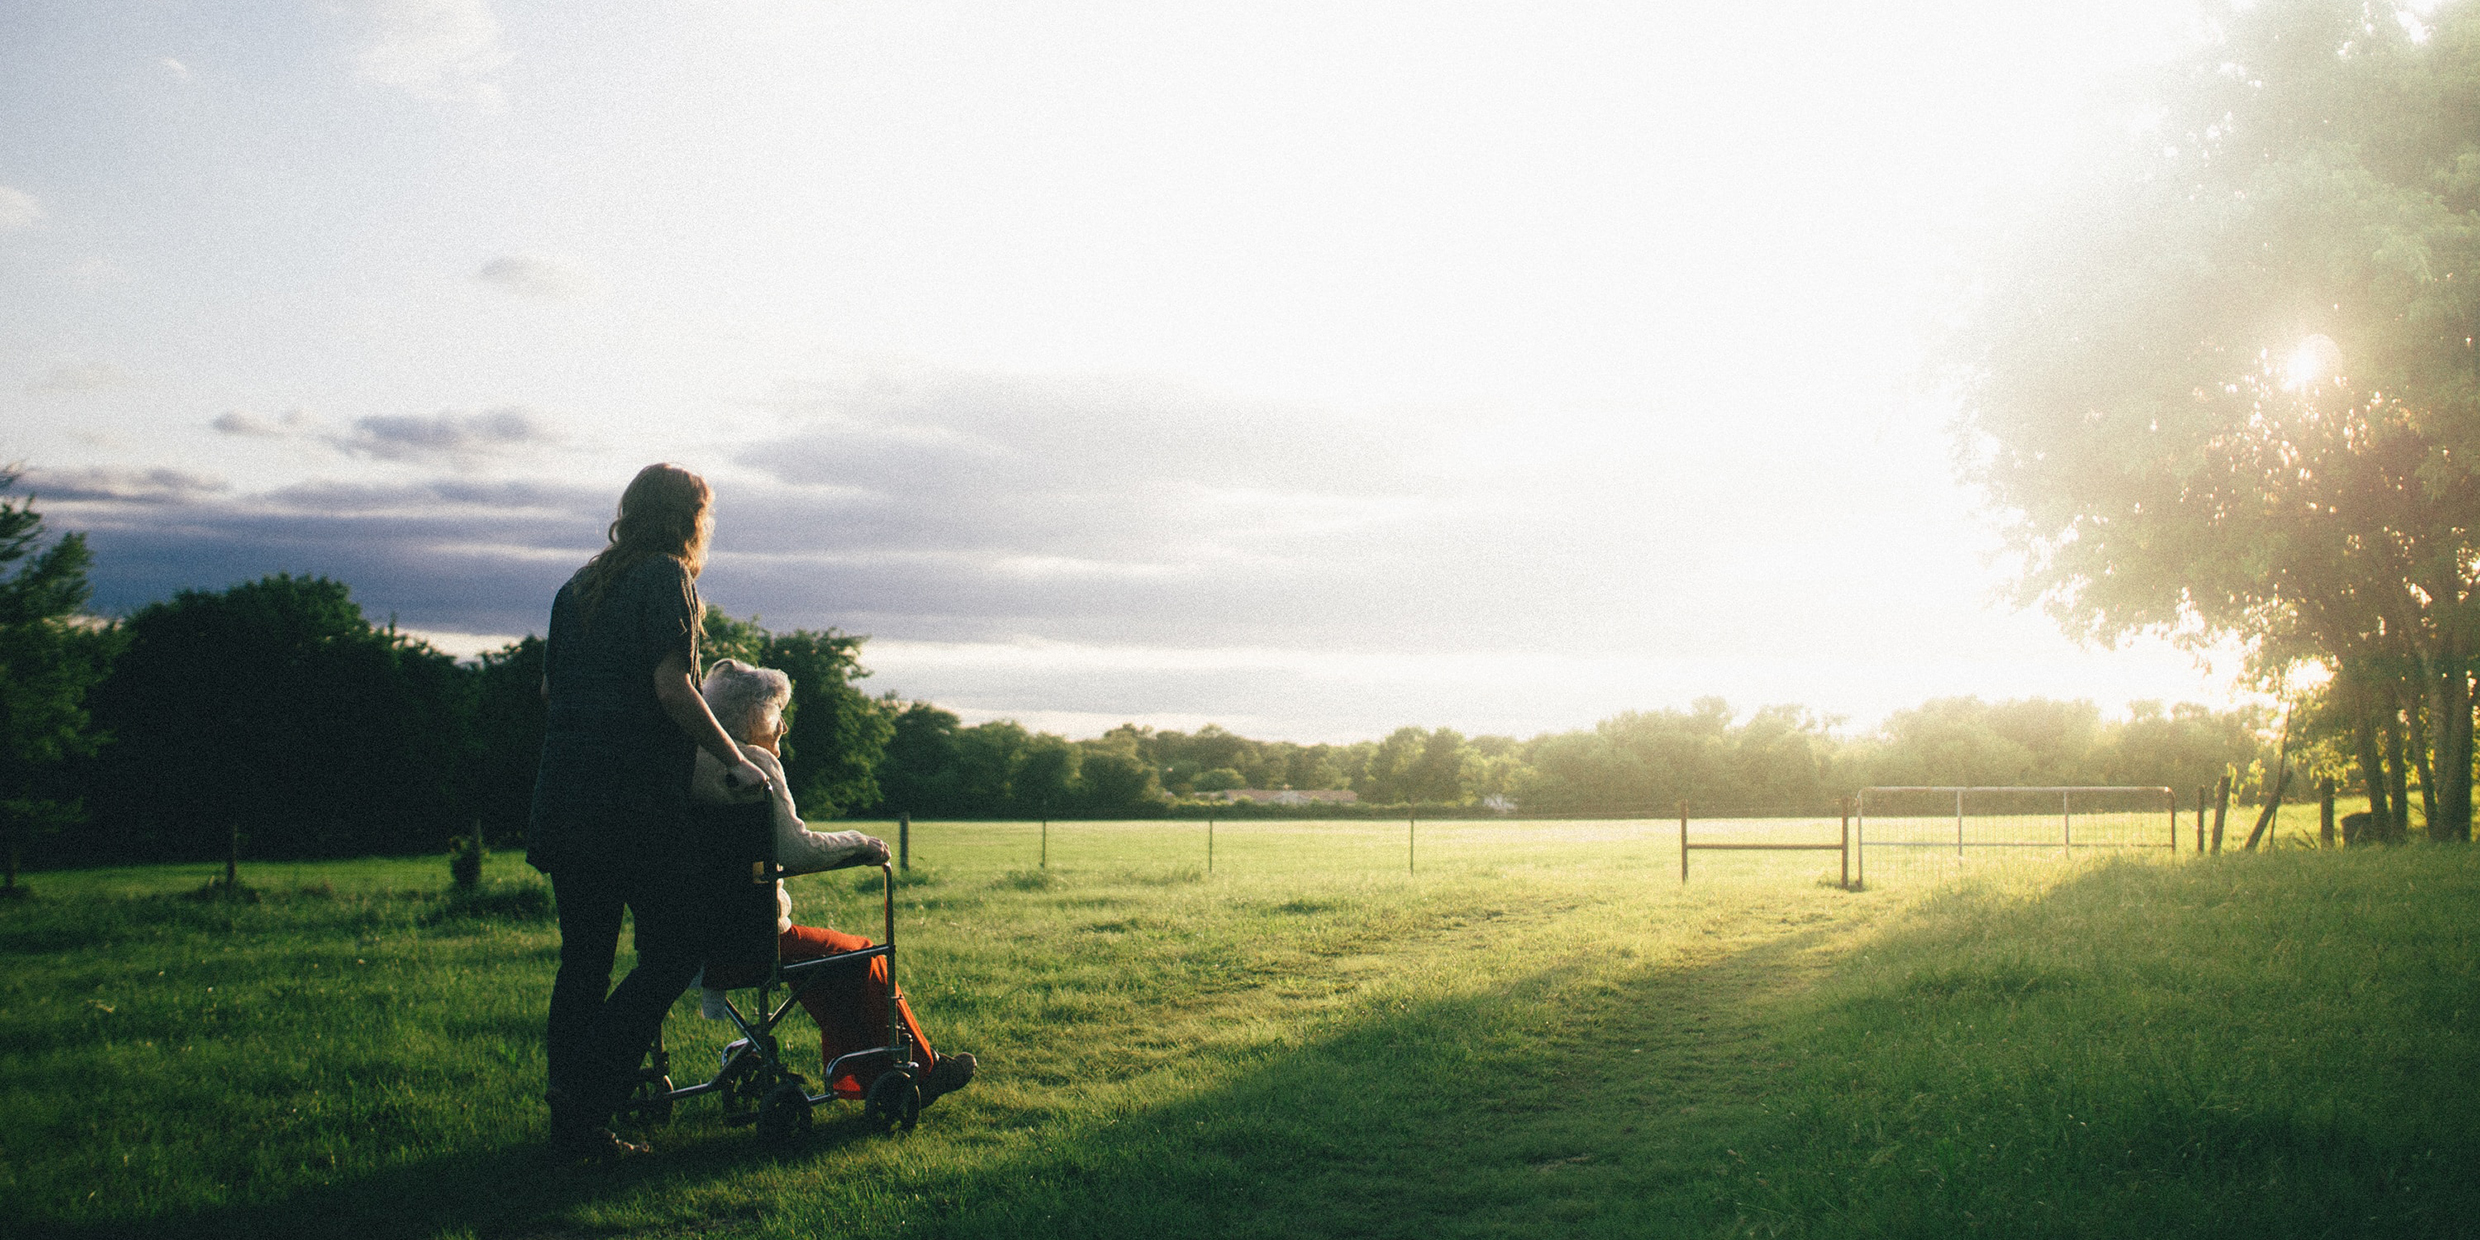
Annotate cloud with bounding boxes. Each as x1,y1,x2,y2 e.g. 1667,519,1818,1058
475,253,595,299
28,362,130,393
156,57,192,83
353,0,509,108
332,406,561,465
22,466,228,504
212,408,320,438
0,186,39,230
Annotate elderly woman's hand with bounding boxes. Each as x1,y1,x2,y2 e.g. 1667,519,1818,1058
859,837,891,865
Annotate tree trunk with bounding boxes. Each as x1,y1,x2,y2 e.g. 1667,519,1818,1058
2408,684,2439,832
2320,779,2337,848
2425,640,2474,843
2355,682,2396,836
2384,704,2412,839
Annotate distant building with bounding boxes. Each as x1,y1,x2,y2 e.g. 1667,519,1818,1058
1203,788,1360,805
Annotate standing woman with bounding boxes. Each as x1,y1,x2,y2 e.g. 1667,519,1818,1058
527,463,768,1159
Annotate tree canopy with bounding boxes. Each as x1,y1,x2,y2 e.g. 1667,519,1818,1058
0,471,121,887
1954,0,2480,839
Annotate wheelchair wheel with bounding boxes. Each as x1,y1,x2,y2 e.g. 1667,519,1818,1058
863,1070,920,1134
756,1081,812,1145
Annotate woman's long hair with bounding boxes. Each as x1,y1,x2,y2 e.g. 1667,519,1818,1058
575,463,712,623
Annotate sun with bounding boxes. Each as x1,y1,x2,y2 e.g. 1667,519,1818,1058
2283,334,2343,390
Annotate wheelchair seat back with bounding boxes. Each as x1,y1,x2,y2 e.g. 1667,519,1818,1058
691,798,779,990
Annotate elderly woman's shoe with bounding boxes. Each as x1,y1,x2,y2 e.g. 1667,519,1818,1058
920,1051,976,1107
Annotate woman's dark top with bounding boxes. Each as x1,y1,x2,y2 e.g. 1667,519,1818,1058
526,555,701,873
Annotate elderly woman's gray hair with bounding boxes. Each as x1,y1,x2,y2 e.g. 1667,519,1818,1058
700,658,792,740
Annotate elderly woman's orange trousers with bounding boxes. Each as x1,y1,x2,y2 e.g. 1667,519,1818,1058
776,924,939,1098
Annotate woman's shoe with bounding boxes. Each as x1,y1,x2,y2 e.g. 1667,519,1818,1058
551,1125,649,1162
920,1051,976,1107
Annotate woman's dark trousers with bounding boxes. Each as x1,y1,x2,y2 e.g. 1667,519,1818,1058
546,862,707,1132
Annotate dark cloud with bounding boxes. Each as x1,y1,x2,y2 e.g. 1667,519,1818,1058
22,465,228,504
335,407,560,464
211,409,318,438
42,369,1725,666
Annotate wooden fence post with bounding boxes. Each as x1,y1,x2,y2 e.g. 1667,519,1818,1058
1678,800,1689,883
2320,780,2337,849
2210,775,2231,853
2195,786,2207,854
1840,796,1851,889
899,814,910,872
2244,764,2293,850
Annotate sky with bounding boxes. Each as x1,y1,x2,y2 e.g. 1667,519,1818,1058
2,0,2253,742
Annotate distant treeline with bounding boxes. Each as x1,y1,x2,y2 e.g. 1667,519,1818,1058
5,558,2285,871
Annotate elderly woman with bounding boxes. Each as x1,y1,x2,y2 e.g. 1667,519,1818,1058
693,658,976,1106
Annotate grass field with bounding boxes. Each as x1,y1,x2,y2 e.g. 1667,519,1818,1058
5,806,2475,1238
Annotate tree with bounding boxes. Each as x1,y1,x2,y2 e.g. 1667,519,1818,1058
756,627,891,817
87,575,465,861
0,471,122,891
874,701,964,816
464,636,545,846
1953,0,2480,840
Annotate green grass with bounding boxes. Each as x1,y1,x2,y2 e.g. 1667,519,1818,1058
1,817,2470,1238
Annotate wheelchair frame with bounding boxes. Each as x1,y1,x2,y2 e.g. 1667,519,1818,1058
622,859,921,1143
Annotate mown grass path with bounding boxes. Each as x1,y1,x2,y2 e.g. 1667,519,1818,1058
5,828,2475,1238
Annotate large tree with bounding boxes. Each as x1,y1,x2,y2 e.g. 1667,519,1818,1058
87,575,467,861
0,471,122,889
1955,0,2480,839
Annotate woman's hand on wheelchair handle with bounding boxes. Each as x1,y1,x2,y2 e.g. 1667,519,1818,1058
724,757,770,794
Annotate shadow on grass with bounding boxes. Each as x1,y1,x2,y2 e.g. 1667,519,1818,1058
47,856,2472,1239
28,911,1849,1240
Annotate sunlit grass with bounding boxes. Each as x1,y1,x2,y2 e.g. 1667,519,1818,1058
2,814,2468,1238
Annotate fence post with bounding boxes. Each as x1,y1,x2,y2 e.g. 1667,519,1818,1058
2195,786,2206,854
2168,789,2178,853
899,814,910,872
2320,780,2337,849
1840,796,1851,889
2211,774,2231,853
1678,800,1689,883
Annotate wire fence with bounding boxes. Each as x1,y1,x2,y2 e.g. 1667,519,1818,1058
824,788,2210,893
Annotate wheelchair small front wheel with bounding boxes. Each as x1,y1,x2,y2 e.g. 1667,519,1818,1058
756,1081,812,1145
863,1070,920,1134
624,1074,675,1127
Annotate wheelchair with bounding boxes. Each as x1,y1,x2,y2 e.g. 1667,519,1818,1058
618,799,921,1144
